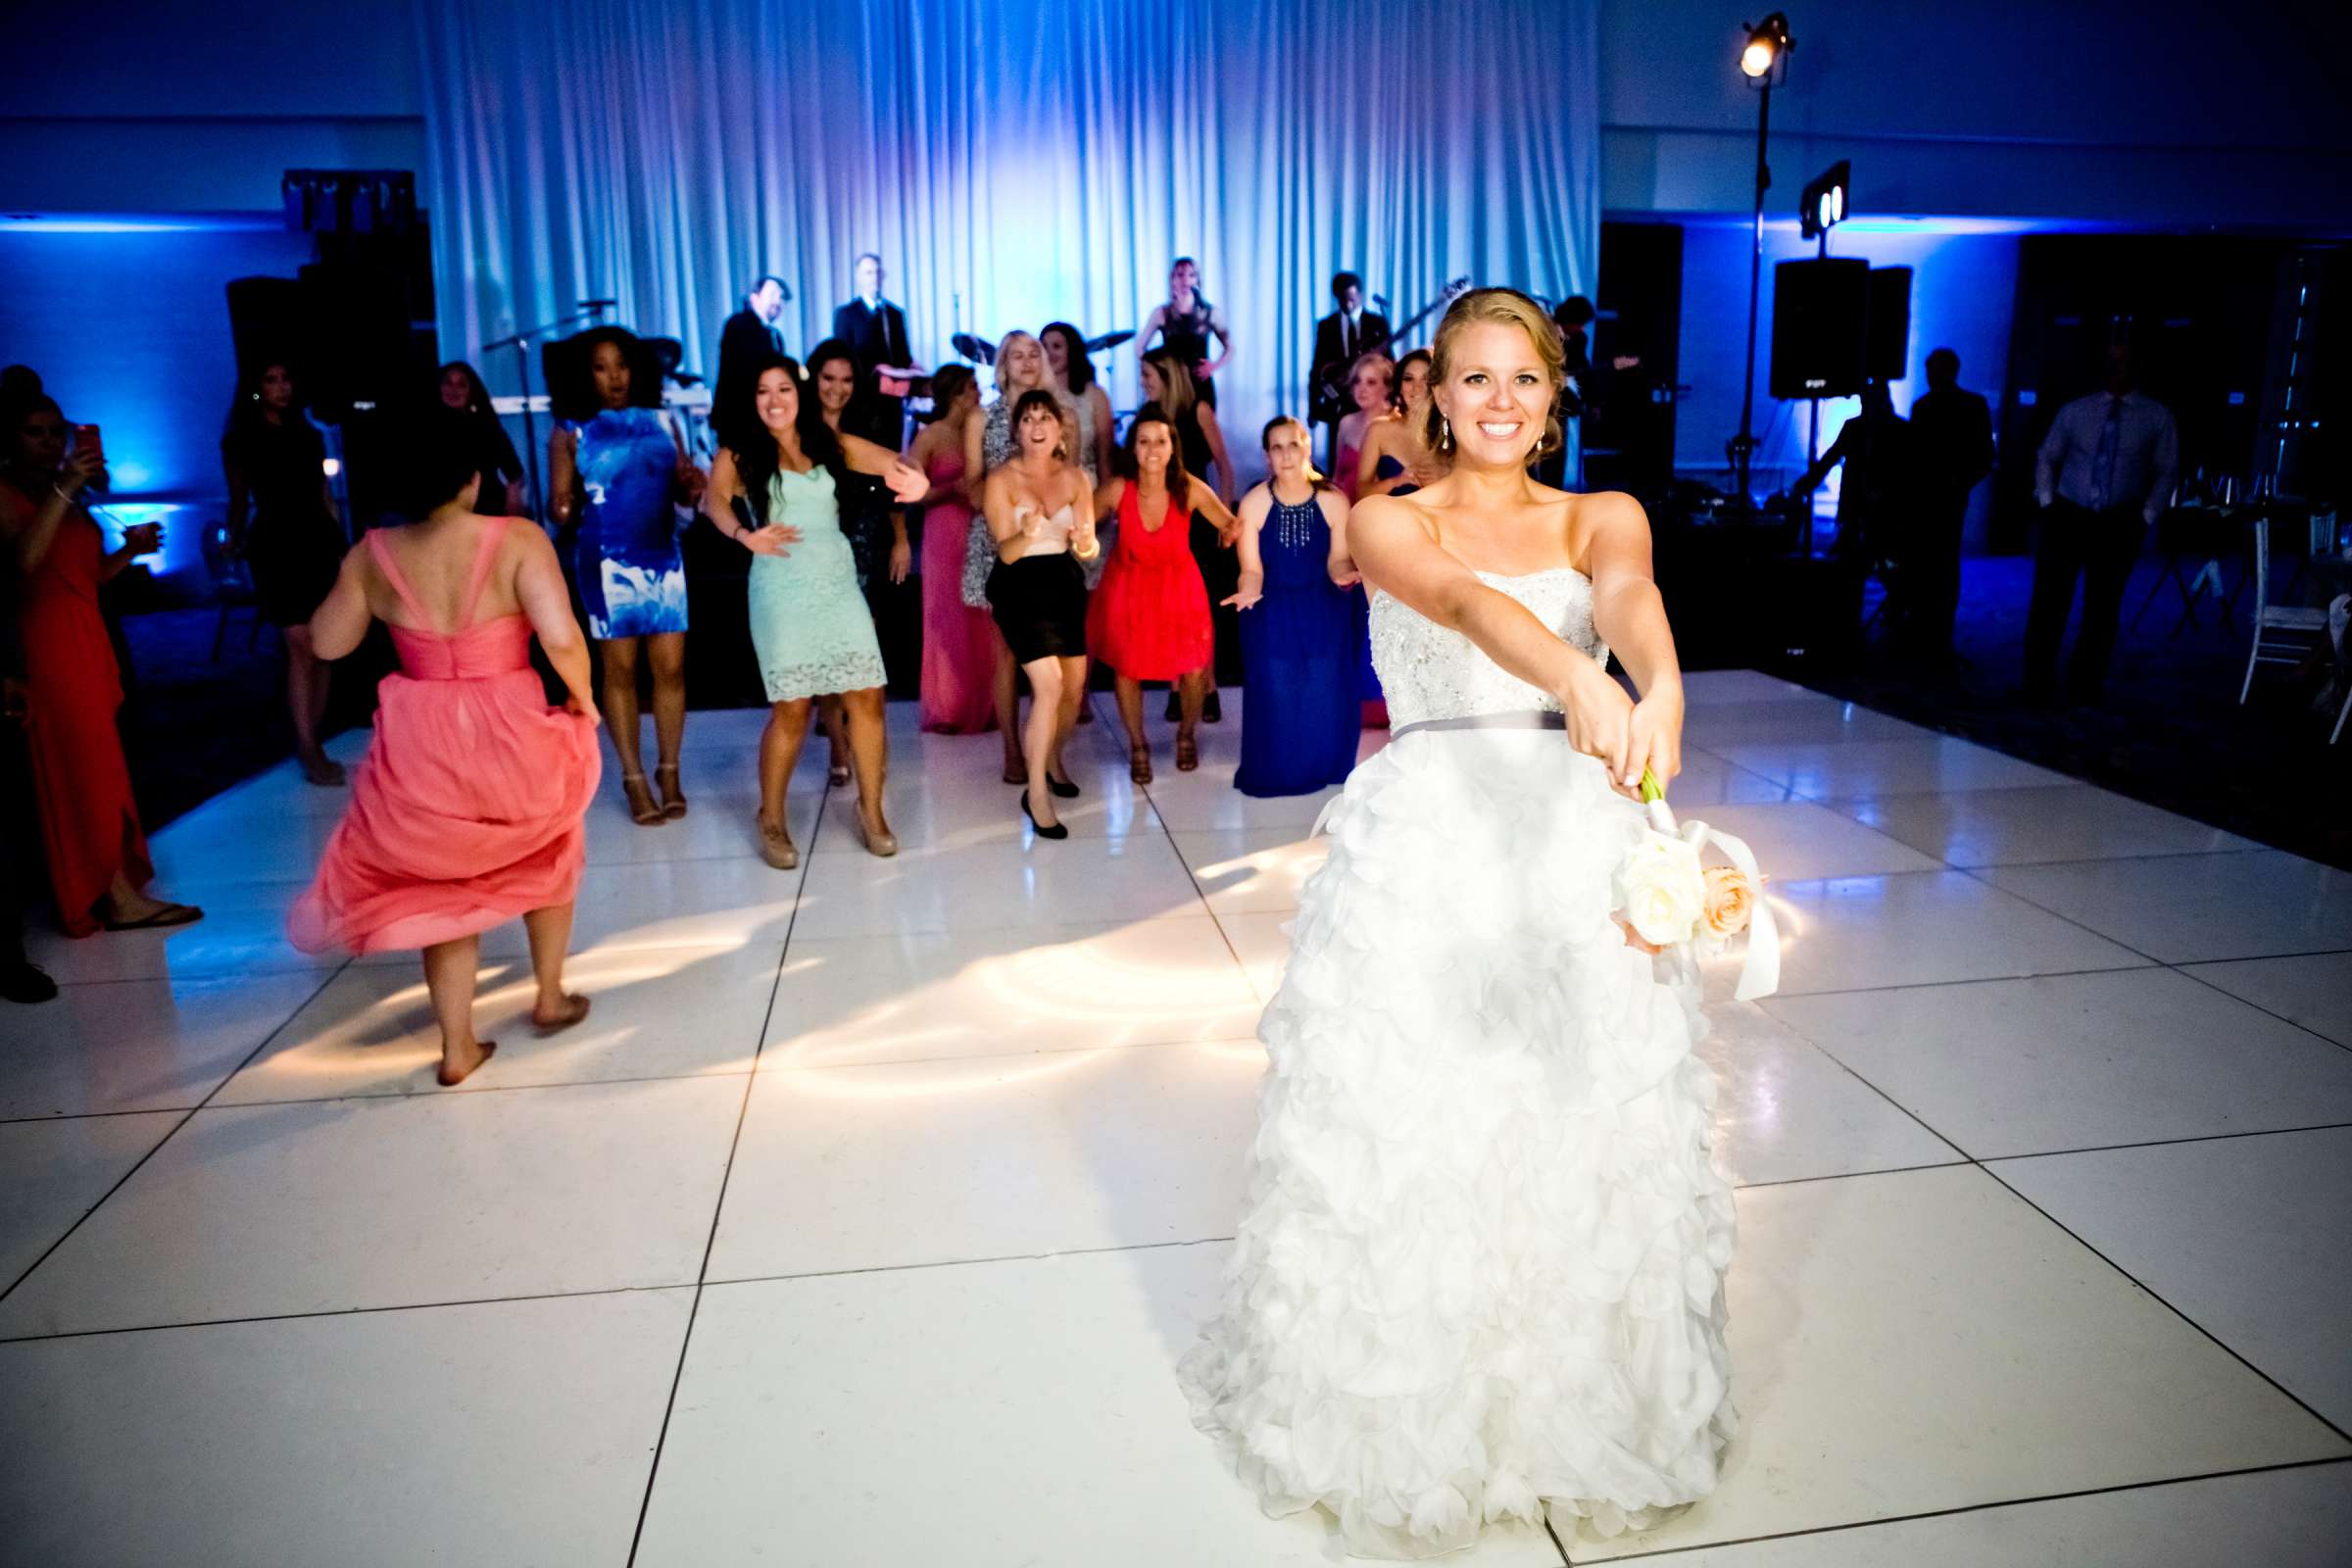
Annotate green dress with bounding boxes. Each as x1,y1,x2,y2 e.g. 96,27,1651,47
747,466,887,701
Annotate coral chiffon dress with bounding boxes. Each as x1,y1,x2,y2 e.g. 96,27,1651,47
290,518,600,955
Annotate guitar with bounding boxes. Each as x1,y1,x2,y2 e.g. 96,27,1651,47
1310,276,1472,424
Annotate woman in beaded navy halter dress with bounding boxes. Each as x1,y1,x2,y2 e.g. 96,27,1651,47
1181,291,1732,1559
1230,416,1359,797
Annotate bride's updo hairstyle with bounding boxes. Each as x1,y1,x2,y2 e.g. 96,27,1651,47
1420,286,1565,462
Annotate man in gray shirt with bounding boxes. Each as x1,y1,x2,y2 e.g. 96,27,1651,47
2026,340,2179,705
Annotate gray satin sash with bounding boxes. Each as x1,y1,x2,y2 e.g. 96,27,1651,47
1389,710,1567,741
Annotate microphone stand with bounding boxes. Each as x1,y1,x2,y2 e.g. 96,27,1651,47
482,299,615,524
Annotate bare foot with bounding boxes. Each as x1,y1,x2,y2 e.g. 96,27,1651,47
437,1039,498,1087
531,994,593,1036
299,750,347,787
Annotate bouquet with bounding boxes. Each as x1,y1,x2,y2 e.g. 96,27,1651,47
1611,766,1780,1002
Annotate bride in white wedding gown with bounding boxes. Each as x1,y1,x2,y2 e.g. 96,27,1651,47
1180,288,1735,1559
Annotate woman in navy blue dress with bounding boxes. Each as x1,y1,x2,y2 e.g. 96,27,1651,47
1230,416,1360,797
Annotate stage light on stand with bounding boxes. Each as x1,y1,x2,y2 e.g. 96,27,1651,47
1728,11,1796,505
1740,13,1793,82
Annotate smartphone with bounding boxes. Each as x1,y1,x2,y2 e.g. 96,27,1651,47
72,423,102,457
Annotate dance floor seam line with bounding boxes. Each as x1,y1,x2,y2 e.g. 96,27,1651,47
1934,846,2282,872
699,1233,1241,1292
0,962,346,1307
1573,1454,2352,1563
624,786,819,1568
2171,959,2352,1055
0,1280,695,1347
1977,1162,2352,1449
764,1034,1263,1075
105,1064,766,1115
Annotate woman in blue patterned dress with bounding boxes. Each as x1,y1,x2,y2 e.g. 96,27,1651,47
704,354,927,869
550,328,704,827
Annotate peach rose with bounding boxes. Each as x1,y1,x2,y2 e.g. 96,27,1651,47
1700,865,1756,938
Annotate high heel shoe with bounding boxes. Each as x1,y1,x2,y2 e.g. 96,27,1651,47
1046,771,1080,800
1020,791,1068,841
622,773,663,826
855,810,900,858
757,811,800,870
1175,733,1199,772
654,762,688,820
1129,744,1153,785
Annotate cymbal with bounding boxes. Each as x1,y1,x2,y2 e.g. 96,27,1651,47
951,332,998,366
1085,329,1136,353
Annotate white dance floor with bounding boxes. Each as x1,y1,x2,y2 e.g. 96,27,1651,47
4,671,2350,1564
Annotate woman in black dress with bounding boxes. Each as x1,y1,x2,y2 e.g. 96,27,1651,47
437,361,526,514
223,361,348,785
1140,349,1240,717
1141,258,1233,409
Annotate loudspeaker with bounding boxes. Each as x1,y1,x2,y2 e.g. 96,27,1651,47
1770,259,1869,400
224,275,309,386
1867,266,1913,382
297,258,434,419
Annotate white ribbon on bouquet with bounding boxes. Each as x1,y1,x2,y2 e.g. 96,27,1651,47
1643,794,1781,1002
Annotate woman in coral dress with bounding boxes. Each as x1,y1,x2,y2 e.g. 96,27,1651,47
1087,407,1239,780
290,446,602,1086
0,392,201,936
911,366,997,734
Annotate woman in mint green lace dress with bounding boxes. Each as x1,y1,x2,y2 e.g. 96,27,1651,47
704,355,926,869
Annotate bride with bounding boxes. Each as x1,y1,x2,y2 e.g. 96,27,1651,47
1180,288,1735,1558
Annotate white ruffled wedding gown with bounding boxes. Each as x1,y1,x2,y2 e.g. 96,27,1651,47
1179,567,1736,1559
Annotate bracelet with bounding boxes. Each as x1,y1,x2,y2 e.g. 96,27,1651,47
52,483,74,504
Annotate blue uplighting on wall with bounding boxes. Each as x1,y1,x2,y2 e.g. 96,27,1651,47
0,218,318,582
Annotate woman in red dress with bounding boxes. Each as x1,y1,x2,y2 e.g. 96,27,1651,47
1087,408,1241,780
0,393,201,937
289,438,602,1085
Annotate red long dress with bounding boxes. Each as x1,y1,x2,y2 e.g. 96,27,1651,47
6,491,152,937
1086,481,1213,680
289,518,600,955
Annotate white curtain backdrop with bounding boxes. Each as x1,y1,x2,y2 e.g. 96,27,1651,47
416,0,1600,451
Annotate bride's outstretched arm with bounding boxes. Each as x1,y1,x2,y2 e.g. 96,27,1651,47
1584,492,1684,791
1351,494,1636,781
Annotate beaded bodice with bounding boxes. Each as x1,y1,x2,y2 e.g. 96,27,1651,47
1368,568,1608,728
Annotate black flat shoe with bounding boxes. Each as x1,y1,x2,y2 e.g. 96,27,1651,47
0,960,58,1004
1046,772,1080,800
1020,790,1069,841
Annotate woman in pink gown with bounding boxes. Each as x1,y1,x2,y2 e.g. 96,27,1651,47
912,367,997,733
290,452,602,1086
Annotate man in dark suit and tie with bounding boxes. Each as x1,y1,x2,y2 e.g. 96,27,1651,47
832,253,914,449
716,274,788,440
1905,347,1995,660
1310,271,1389,468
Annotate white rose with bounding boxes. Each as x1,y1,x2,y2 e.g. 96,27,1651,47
1614,831,1706,948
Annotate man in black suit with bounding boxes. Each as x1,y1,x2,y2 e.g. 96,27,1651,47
1310,271,1390,467
715,274,788,439
832,253,914,449
1906,347,1995,658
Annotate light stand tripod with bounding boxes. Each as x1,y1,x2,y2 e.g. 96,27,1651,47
482,298,614,523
